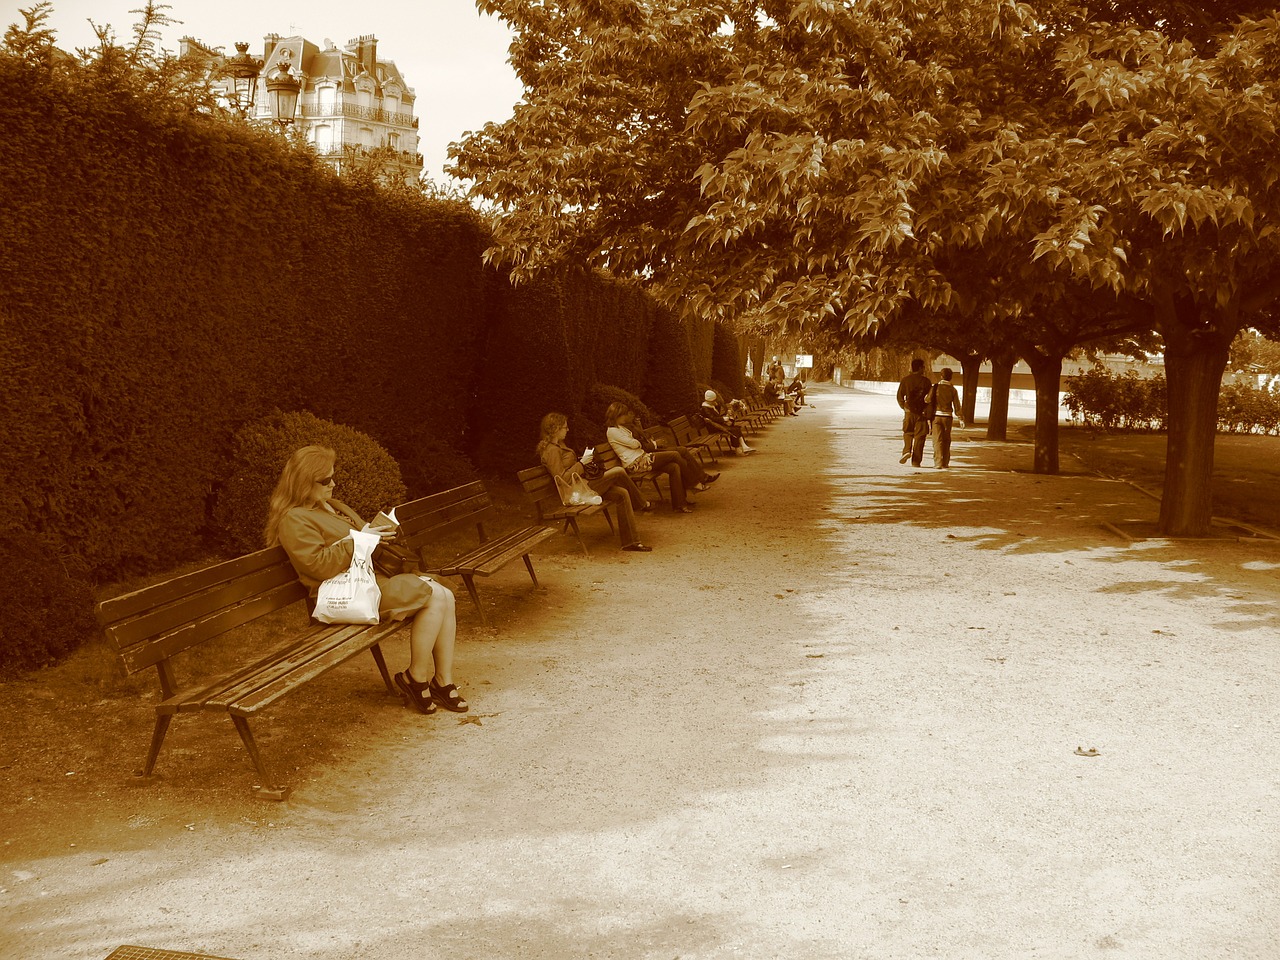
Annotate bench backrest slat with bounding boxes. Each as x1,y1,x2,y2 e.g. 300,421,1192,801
516,465,560,519
96,546,308,674
395,481,495,548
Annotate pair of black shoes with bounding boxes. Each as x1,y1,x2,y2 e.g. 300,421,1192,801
394,671,469,714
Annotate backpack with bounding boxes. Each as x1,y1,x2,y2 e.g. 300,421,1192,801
906,380,933,415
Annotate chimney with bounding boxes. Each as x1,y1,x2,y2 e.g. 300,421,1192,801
263,33,281,64
359,34,377,78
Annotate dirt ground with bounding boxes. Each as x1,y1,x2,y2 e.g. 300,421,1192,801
2,384,1278,960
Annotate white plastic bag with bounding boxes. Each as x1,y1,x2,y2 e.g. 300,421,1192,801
554,473,603,506
313,529,382,624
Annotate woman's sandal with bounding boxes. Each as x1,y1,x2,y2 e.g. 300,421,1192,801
639,501,655,512
676,505,696,514
429,677,469,713
394,671,438,714
622,542,653,552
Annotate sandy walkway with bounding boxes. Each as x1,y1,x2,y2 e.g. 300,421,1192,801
3,385,1278,959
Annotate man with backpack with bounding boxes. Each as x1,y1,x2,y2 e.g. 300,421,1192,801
896,358,933,467
930,368,966,467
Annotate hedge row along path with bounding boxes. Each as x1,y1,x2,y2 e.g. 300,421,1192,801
2,384,1277,959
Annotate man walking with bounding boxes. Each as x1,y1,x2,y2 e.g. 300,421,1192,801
930,367,965,467
896,359,932,467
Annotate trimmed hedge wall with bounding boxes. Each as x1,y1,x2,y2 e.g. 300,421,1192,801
0,53,703,672
0,57,491,582
467,268,702,475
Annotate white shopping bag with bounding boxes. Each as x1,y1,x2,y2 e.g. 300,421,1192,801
313,529,382,624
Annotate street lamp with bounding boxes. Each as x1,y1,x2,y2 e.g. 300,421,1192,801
265,60,301,128
222,41,262,118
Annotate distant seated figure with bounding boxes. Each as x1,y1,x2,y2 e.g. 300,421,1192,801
765,380,797,416
787,377,807,407
700,390,755,455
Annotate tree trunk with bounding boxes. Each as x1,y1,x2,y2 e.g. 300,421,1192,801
1157,298,1236,536
986,355,1014,440
958,353,983,425
1024,350,1063,474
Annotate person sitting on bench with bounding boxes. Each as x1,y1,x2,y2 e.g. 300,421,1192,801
701,390,756,453
266,445,468,714
606,402,699,513
537,412,653,552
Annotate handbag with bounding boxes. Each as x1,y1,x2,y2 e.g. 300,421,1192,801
626,451,655,474
554,472,603,506
313,529,382,624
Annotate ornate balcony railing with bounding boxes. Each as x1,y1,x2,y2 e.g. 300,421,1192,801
298,102,416,126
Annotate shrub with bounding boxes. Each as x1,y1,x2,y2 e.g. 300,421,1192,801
397,435,478,498
1219,380,1280,435
1064,366,1168,432
213,410,406,554
584,383,659,428
0,533,97,676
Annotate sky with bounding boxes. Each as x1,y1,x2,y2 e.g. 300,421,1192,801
9,0,526,183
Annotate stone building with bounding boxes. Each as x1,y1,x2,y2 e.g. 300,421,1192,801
183,33,422,185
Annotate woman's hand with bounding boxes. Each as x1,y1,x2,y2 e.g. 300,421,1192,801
361,523,399,538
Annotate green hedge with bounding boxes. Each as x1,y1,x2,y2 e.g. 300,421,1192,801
0,50,701,672
0,56,488,582
1064,366,1280,435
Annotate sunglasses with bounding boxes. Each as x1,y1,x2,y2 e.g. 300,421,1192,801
317,476,335,486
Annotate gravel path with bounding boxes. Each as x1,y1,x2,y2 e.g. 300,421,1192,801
4,384,1278,959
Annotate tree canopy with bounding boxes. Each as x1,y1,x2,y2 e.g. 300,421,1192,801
454,0,1280,534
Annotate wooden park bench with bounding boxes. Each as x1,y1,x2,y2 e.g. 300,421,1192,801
667,414,722,464
594,438,668,503
388,481,557,627
515,464,615,554
97,546,406,800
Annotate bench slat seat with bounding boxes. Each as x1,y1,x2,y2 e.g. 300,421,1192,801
515,465,615,554
392,481,554,627
97,545,404,800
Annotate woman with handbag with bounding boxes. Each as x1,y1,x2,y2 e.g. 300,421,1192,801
537,412,653,552
265,445,467,715
605,402,699,513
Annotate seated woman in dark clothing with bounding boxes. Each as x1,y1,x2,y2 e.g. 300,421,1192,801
787,377,807,407
266,445,467,715
537,412,652,552
765,379,797,416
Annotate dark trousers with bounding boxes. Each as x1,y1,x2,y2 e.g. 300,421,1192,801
902,412,930,466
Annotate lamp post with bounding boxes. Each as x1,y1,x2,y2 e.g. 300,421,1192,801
264,60,301,128
222,41,262,119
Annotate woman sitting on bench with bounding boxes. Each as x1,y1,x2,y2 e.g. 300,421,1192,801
537,412,653,552
266,445,467,715
605,402,700,513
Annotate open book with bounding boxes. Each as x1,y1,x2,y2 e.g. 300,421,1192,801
371,506,399,529
581,446,595,463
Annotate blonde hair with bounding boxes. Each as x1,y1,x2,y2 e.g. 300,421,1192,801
536,412,568,457
264,445,335,547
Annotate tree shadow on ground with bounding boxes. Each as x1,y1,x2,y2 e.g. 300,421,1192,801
817,429,1280,634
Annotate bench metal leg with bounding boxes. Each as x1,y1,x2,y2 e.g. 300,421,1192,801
138,712,173,778
564,516,590,555
522,554,540,588
369,642,396,695
460,574,488,627
602,507,614,535
230,715,291,801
